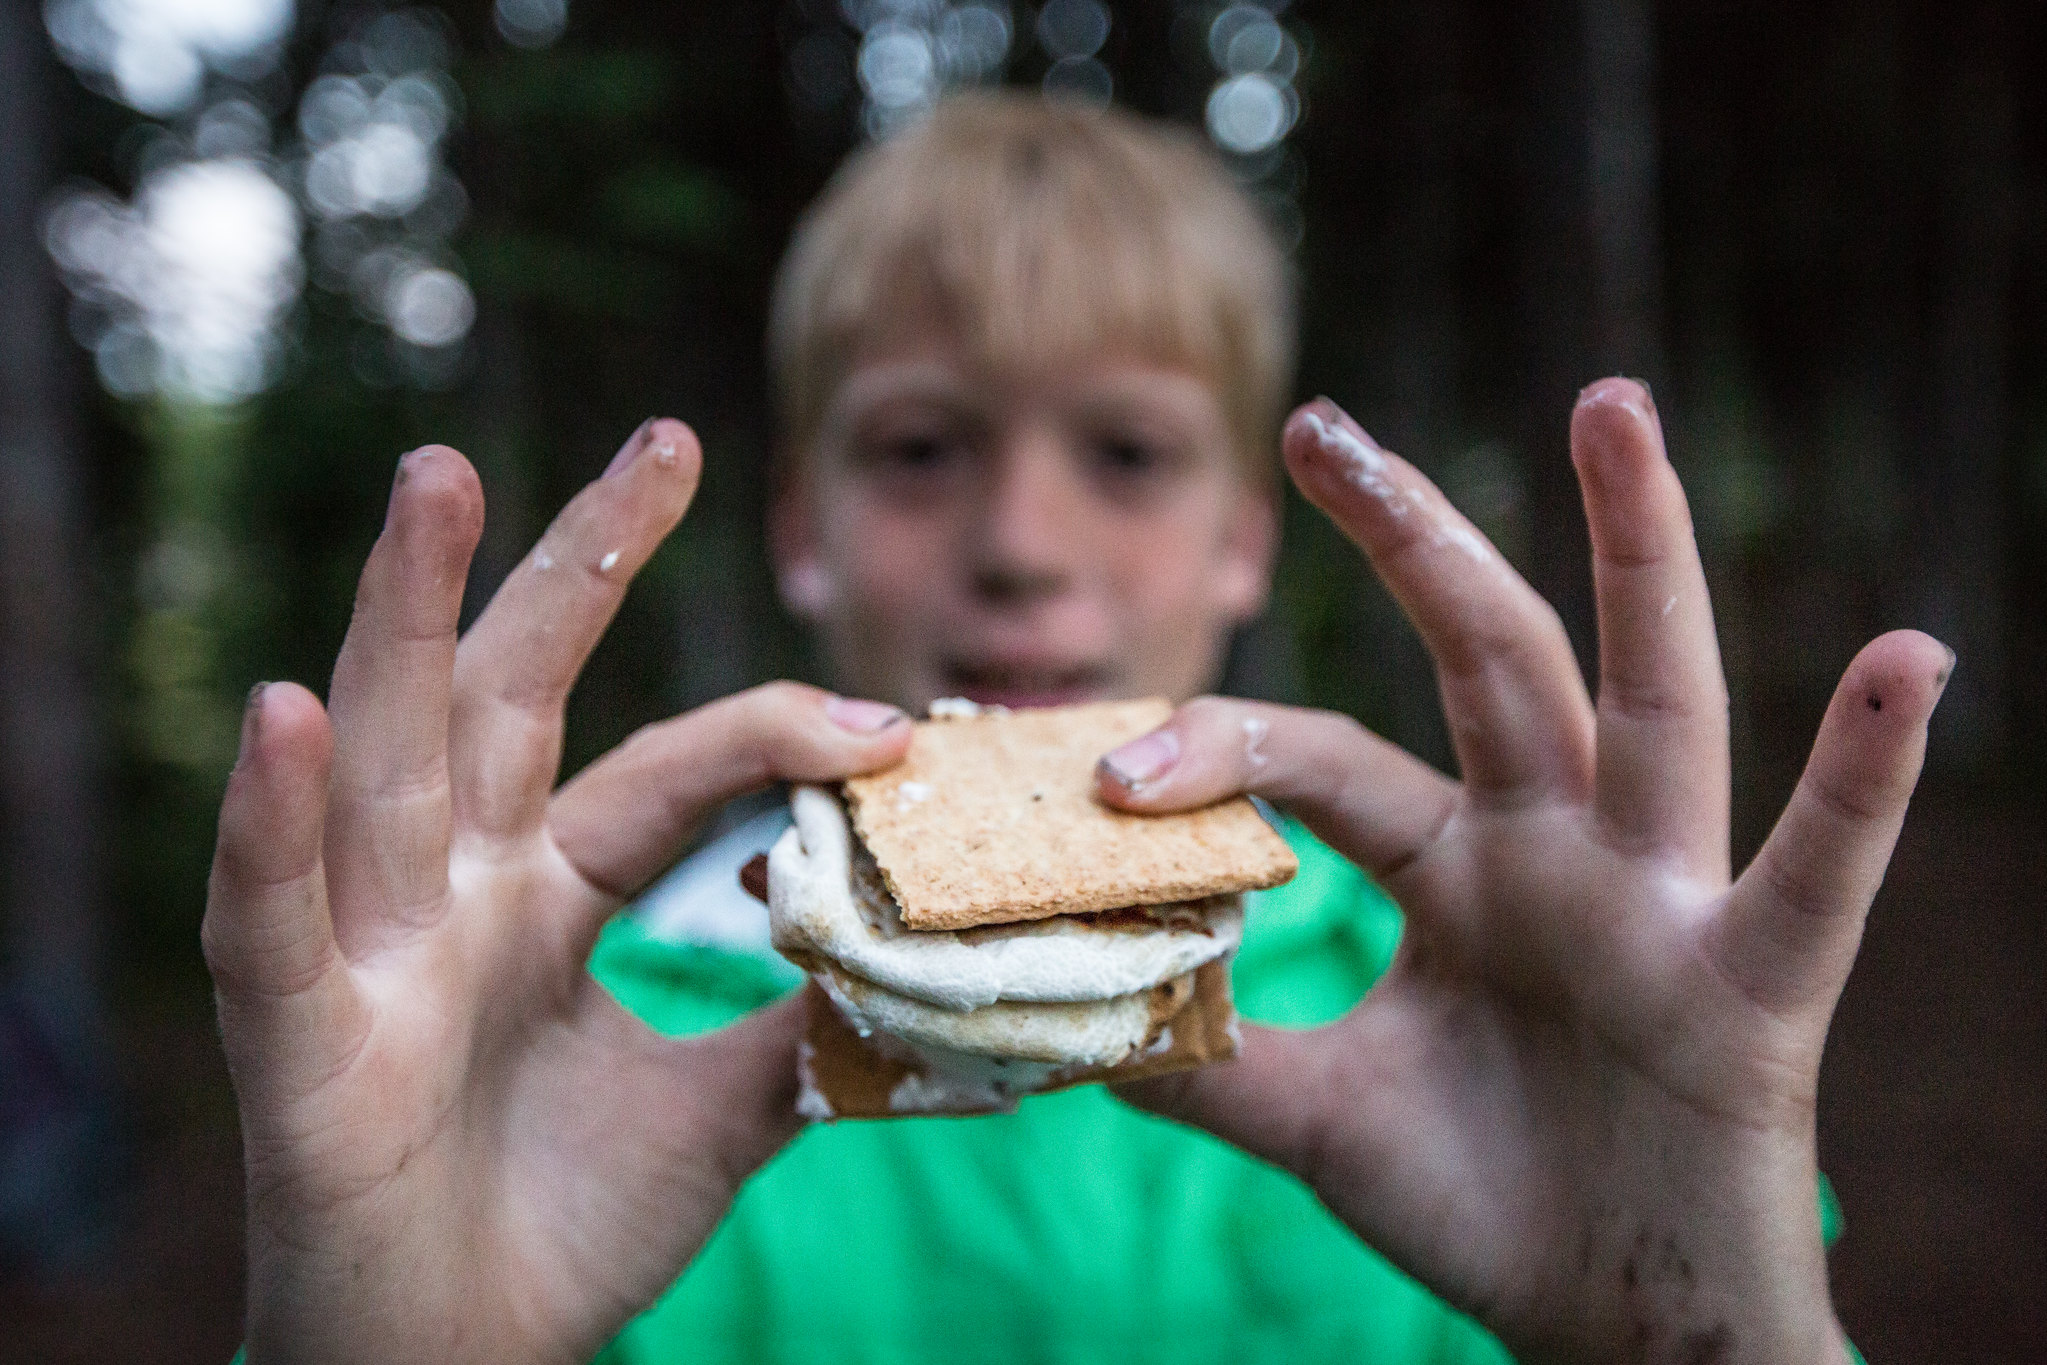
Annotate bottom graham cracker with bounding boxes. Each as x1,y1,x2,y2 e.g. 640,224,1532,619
797,957,1238,1120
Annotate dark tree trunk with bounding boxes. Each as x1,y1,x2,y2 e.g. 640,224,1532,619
1510,0,1599,670
458,124,538,634
1906,5,2015,769
1360,0,1471,772
0,0,119,1270
0,0,106,1050
1580,0,1666,388
1510,0,1666,674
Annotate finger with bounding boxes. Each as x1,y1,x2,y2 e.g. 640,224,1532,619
323,448,484,954
1284,399,1594,801
1572,379,1729,873
1097,697,1459,887
203,683,366,1105
450,420,701,840
1715,631,1951,1014
547,683,911,944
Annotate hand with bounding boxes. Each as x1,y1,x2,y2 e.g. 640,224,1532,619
203,421,912,1363
1098,381,1948,1364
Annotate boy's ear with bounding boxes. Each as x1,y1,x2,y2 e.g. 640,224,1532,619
768,469,837,620
1210,482,1280,627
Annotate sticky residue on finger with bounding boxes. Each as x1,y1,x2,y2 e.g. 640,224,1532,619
1436,523,1493,566
1241,714,1270,771
1301,410,1494,565
1300,410,1404,514
598,549,621,574
532,547,554,571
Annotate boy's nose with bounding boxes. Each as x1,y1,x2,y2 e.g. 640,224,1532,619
970,433,1084,605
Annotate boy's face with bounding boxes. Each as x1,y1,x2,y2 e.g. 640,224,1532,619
771,308,1278,714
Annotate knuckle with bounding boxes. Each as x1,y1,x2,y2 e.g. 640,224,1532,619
1808,769,1891,827
1760,851,1837,922
1598,677,1696,723
751,679,820,714
732,682,829,777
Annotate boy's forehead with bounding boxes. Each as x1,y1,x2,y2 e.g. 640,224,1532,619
819,342,1234,434
824,281,1231,421
849,274,1145,372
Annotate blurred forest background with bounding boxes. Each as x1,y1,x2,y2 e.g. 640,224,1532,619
2,0,2042,1359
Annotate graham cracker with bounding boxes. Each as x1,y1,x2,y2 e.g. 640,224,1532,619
841,699,1297,930
799,958,1237,1121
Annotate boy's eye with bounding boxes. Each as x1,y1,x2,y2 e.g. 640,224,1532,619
853,427,977,497
1095,437,1157,473
1087,432,1186,496
890,435,952,469
860,430,966,473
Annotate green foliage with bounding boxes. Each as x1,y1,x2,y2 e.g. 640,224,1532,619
463,226,680,315
600,162,745,250
461,50,682,129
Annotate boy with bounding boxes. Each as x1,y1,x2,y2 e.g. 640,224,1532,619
206,96,1942,1363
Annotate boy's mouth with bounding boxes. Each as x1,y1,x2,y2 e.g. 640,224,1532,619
940,660,1113,711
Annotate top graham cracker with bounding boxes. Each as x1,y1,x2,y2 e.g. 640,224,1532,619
841,699,1297,931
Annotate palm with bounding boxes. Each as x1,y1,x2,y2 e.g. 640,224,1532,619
1341,808,1805,1348
1107,382,1947,1364
205,421,907,1364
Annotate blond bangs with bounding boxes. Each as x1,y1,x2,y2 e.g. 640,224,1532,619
769,94,1295,477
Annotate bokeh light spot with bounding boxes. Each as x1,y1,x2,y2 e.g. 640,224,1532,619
494,0,567,50
1035,0,1108,61
1042,54,1112,108
1206,72,1294,155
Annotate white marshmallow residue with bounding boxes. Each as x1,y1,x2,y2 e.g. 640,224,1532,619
1662,594,1678,618
929,697,999,719
895,780,933,809
1302,411,1500,566
1241,714,1270,770
532,547,554,571
769,786,1240,1011
598,549,621,573
1436,522,1494,565
793,1042,835,1121
888,1070,1006,1115
1300,410,1401,510
881,1037,1061,1114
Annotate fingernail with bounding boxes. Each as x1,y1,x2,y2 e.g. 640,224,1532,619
825,696,907,733
1937,645,1958,691
604,419,656,478
239,682,268,754
1100,728,1180,789
388,449,418,513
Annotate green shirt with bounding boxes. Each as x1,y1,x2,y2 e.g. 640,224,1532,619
589,819,1846,1364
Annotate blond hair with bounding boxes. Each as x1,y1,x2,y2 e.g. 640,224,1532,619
768,93,1296,477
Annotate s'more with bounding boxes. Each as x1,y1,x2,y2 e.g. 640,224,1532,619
762,698,1298,1120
